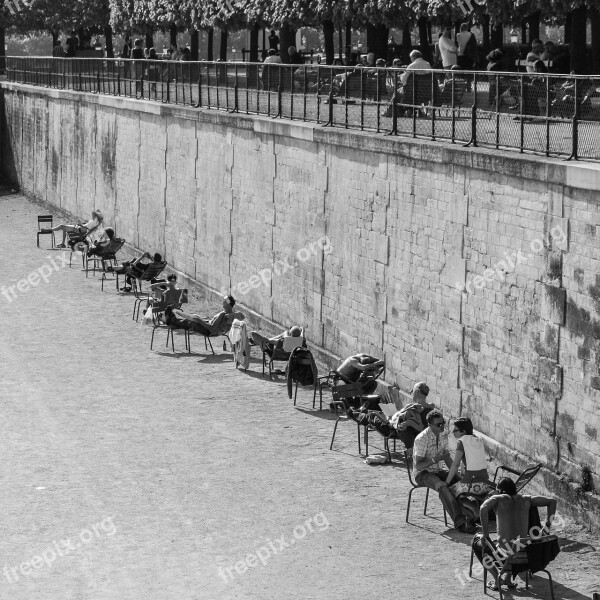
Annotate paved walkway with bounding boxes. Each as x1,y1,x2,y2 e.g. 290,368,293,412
1,190,599,599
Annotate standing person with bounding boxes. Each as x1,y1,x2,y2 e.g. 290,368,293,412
456,23,478,70
130,38,144,59
472,478,558,591
287,46,303,65
413,409,477,533
52,40,66,58
438,26,458,69
526,39,544,72
121,37,131,59
66,31,79,57
268,29,279,52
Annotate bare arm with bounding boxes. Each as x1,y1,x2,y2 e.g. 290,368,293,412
446,448,464,484
480,496,499,540
530,496,557,531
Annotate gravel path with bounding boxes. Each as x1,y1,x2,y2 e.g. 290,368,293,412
1,189,599,599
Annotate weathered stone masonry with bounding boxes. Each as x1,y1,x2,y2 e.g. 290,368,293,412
1,83,599,521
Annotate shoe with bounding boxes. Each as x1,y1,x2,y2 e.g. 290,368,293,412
57,243,66,248
120,286,132,292
458,522,477,534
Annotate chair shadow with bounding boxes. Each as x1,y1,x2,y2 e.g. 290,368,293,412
466,571,591,600
556,537,595,553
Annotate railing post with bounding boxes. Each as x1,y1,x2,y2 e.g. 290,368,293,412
519,74,525,153
545,75,550,157
430,70,436,141
465,72,478,147
568,77,579,160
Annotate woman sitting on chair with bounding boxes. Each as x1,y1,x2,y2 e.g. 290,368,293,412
87,227,115,257
52,210,103,248
446,417,494,520
250,325,303,353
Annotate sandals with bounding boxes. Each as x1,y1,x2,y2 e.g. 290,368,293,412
501,578,517,589
57,243,66,248
487,581,499,591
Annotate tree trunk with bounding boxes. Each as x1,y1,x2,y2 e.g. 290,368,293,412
521,21,527,44
338,23,343,60
104,26,114,58
366,23,388,60
145,30,153,50
491,23,503,49
219,28,228,61
570,4,588,73
565,12,572,44
528,10,540,42
591,7,600,74
345,21,352,62
190,29,199,61
207,28,214,61
417,17,430,62
482,14,490,54
279,24,297,63
323,20,335,64
0,28,5,75
170,23,177,48
427,21,432,45
51,31,59,46
249,24,259,62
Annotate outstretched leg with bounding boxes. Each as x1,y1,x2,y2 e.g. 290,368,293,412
51,223,79,246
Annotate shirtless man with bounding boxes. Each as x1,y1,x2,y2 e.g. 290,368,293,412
167,296,243,336
251,326,302,351
472,477,557,591
337,353,384,381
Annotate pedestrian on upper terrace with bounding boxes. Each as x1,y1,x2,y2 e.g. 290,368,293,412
130,39,144,60
287,46,303,65
438,26,458,69
413,409,477,533
526,39,544,73
456,23,478,70
268,30,280,52
66,31,78,57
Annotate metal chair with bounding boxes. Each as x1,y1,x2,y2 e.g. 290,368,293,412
494,463,542,493
404,450,448,526
130,261,168,320
262,333,306,379
87,238,125,280
37,215,55,248
329,382,366,454
470,535,558,599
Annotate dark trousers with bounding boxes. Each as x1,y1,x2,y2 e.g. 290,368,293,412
415,469,466,528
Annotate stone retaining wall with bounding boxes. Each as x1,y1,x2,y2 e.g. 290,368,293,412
1,83,599,524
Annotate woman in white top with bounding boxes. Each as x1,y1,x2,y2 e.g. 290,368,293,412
446,417,494,501
53,210,103,248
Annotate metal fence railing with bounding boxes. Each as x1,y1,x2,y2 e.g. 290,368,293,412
4,57,600,161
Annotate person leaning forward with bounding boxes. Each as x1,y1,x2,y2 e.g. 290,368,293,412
413,409,477,533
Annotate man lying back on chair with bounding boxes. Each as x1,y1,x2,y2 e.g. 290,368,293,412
336,354,385,394
166,295,244,336
250,325,303,351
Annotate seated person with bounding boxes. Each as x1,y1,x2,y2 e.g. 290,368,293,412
336,353,384,393
369,381,434,449
53,210,103,248
472,478,558,591
148,274,184,310
165,296,244,336
86,227,115,257
250,325,303,352
117,252,163,292
446,417,494,520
